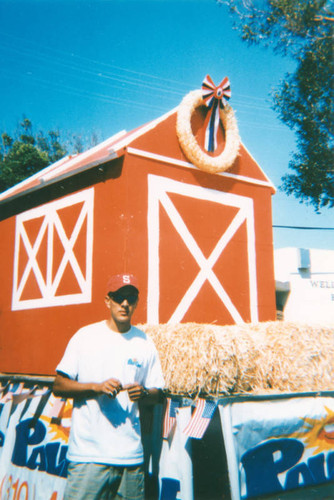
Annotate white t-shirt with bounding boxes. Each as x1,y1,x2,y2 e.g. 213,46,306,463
56,321,165,465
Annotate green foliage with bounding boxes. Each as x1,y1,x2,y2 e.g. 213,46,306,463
274,33,333,209
219,0,334,210
0,142,49,192
0,118,66,193
0,118,101,194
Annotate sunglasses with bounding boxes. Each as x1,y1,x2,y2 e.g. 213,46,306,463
109,293,138,305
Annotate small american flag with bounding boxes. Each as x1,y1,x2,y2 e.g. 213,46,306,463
163,397,180,438
183,398,216,439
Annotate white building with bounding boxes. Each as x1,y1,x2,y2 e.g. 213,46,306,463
274,248,334,326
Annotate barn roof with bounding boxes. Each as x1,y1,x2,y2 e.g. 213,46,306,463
0,108,177,205
0,106,275,206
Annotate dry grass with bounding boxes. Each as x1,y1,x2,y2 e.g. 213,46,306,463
138,322,334,397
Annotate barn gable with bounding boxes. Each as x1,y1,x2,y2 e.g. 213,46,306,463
0,81,277,374
0,105,274,209
128,110,274,191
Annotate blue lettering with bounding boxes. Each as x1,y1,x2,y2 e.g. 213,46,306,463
285,462,314,489
12,419,46,467
26,443,69,477
45,443,68,478
308,453,326,483
26,445,47,471
11,418,68,478
160,478,181,500
241,438,304,497
0,431,4,447
327,452,334,479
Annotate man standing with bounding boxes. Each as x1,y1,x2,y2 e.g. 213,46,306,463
53,274,165,500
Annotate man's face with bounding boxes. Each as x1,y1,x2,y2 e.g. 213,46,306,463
105,286,138,327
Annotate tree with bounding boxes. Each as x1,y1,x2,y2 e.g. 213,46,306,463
0,141,49,192
0,118,100,193
0,118,66,193
219,0,334,211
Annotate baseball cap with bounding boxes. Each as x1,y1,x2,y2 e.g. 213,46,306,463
106,274,139,294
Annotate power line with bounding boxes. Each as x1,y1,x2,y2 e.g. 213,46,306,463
273,225,334,230
0,30,271,103
0,68,168,114
0,29,293,136
0,31,192,91
0,30,277,108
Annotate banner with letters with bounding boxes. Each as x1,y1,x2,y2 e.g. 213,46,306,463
0,379,333,500
219,396,334,499
0,380,71,500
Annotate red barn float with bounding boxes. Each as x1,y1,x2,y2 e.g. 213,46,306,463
0,78,276,376
2,78,331,500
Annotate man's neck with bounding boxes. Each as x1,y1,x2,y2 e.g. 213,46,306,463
106,318,131,334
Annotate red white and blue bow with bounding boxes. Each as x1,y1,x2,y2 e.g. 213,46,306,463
202,75,231,152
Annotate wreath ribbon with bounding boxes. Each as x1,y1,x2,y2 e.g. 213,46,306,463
202,75,231,152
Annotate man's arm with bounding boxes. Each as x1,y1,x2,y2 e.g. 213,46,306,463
53,372,122,399
124,383,163,404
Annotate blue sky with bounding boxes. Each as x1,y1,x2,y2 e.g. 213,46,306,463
0,0,333,250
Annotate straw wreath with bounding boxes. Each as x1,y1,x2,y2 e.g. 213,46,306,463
176,89,240,174
138,322,334,398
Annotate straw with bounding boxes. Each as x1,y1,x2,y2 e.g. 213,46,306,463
138,322,334,397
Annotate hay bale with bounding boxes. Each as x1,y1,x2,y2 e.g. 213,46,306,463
138,322,334,397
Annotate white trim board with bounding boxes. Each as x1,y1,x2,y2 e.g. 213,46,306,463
128,147,276,191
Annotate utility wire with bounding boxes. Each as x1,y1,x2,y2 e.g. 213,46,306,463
0,30,291,136
0,30,280,115
0,30,272,103
273,225,334,230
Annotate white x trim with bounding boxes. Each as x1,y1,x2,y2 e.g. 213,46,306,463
12,189,94,310
147,175,258,324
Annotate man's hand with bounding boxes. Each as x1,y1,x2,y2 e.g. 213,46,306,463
123,383,147,402
95,378,122,399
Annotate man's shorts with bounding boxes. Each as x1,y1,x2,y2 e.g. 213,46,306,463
64,462,145,500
